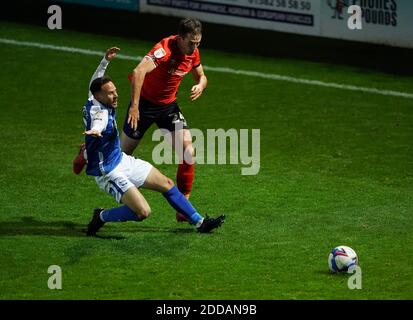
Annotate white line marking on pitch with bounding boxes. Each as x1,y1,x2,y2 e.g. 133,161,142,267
1,37,412,99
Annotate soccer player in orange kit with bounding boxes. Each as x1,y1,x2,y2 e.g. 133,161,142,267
122,17,207,222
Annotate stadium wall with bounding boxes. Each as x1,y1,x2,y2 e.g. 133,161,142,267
139,0,413,49
1,0,412,74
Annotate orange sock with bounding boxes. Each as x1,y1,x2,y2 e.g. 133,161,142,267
175,162,194,222
176,162,194,196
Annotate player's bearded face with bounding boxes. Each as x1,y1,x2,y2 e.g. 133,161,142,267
98,82,118,108
179,32,202,55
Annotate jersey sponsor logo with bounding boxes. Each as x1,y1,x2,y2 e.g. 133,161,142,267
94,110,105,121
168,59,189,77
168,58,176,74
154,48,166,59
172,69,188,77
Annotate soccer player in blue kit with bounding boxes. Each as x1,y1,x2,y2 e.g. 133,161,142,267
82,47,224,236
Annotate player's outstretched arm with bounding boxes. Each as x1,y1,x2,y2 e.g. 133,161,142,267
128,57,156,130
88,47,120,98
190,65,207,101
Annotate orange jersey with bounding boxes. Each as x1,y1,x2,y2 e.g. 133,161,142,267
132,35,201,106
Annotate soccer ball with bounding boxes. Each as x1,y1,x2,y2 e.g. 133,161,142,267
328,246,358,273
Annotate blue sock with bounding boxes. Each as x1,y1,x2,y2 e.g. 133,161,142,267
100,205,140,222
163,186,203,225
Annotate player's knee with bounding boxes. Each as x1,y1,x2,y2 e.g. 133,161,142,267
138,205,151,219
164,177,175,191
157,176,174,193
142,204,151,218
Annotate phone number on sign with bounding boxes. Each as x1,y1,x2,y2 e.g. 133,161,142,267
248,0,312,11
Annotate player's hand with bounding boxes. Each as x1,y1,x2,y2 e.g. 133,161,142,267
128,105,139,131
190,84,204,101
84,129,103,137
105,47,120,61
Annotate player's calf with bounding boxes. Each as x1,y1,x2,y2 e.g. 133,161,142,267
176,192,190,222
120,187,151,220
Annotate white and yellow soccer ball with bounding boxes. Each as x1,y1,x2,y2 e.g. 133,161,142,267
328,246,358,273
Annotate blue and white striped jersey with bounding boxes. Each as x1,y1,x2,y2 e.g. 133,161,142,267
82,57,122,176
83,98,122,176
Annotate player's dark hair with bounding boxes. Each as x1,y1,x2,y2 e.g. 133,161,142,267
90,76,112,95
178,18,202,37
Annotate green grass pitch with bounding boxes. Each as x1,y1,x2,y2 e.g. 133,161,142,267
0,21,412,299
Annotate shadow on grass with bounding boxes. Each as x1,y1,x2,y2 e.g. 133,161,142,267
316,270,351,278
0,216,193,240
